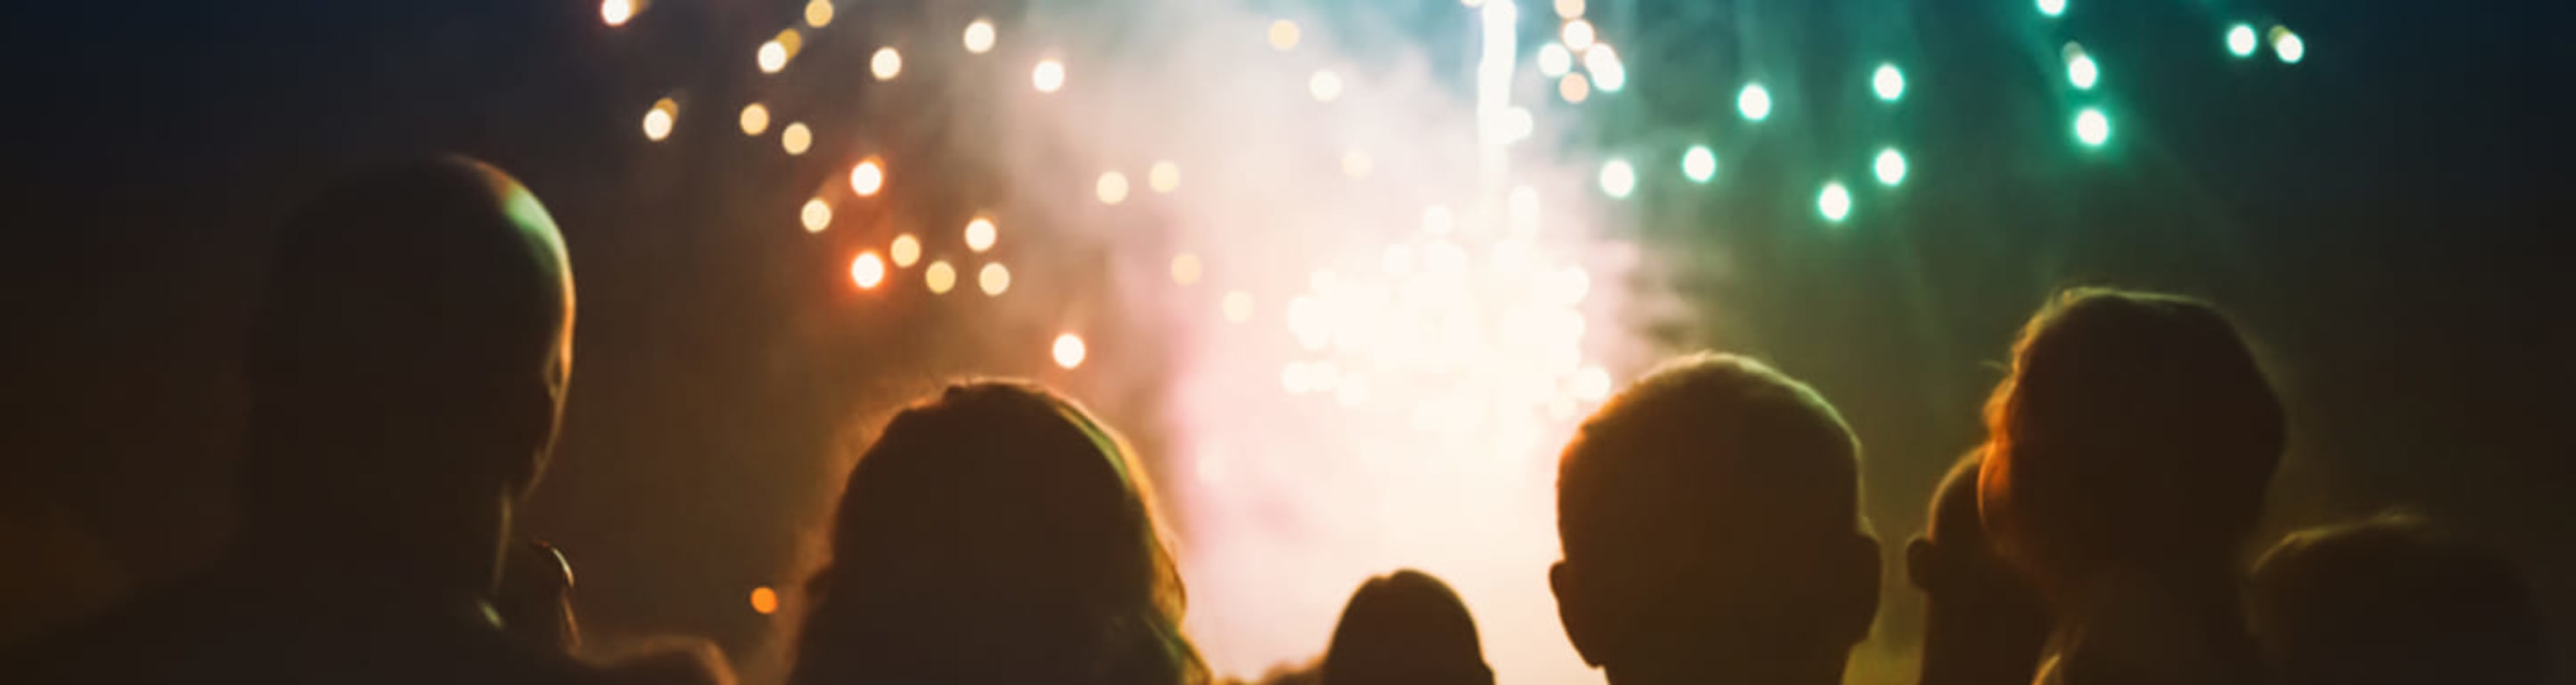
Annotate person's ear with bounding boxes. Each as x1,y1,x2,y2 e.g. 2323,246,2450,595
1550,560,1609,668
1827,533,1882,647
1906,535,1937,591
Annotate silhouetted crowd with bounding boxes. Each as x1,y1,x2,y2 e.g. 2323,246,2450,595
1,157,2552,685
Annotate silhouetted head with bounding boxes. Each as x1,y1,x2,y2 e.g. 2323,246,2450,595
1320,570,1493,685
1907,447,2049,685
790,381,1205,685
2250,515,2552,685
1979,288,2281,593
240,156,573,582
1550,354,1877,685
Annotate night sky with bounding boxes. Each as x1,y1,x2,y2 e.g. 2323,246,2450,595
5,0,2572,682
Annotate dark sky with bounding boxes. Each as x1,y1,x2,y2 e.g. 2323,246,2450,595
4,0,2573,680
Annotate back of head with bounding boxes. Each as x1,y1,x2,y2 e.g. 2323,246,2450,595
1907,448,2049,685
1320,570,1492,685
1980,288,2282,586
242,156,574,538
2251,515,2551,685
792,381,1203,685
1551,354,1876,681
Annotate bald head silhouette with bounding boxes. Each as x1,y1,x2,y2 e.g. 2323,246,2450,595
1321,570,1492,685
1550,354,1877,685
4,158,621,685
241,155,574,588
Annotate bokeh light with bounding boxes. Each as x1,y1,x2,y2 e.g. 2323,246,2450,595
1508,185,1542,229
1874,148,1908,187
757,36,792,74
780,122,812,155
2271,26,2304,64
1555,0,1585,19
1560,19,1595,52
1285,295,1328,350
803,0,832,28
1422,205,1454,235
737,103,769,136
1150,161,1182,193
800,198,832,233
924,260,957,294
2038,0,2067,17
2064,43,2098,89
1171,254,1203,285
2227,23,2259,58
1268,20,1300,50
849,157,885,196
1582,45,1624,91
748,586,778,615
890,234,920,267
1281,362,1313,394
1340,150,1373,178
1558,73,1590,103
1536,42,1572,76
1095,171,1130,205
1737,83,1772,121
871,47,902,81
1598,158,1635,199
1818,181,1853,222
1052,333,1087,370
1682,145,1717,183
1309,70,1344,103
641,97,676,141
849,252,885,289
1872,63,1905,101
2075,107,2111,147
1032,59,1066,93
600,0,633,27
1497,107,1535,144
964,216,998,253
1381,244,1415,275
1221,291,1254,323
979,262,1011,296
963,19,996,54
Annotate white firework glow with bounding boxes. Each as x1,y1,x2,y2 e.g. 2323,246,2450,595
961,1,1642,682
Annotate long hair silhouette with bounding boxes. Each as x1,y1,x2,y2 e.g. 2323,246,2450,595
790,380,1204,685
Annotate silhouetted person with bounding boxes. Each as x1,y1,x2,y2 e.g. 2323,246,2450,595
2249,514,2553,685
4,157,638,685
1549,354,1878,685
788,381,1208,685
1907,447,2050,685
1319,570,1493,685
1978,288,2281,685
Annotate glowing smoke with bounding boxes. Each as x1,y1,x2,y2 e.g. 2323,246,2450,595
846,1,1656,682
